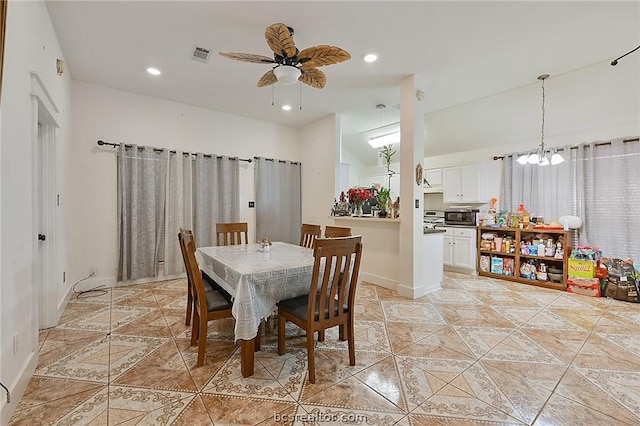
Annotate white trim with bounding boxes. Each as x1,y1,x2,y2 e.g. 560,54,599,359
31,72,60,329
360,272,398,292
0,350,38,425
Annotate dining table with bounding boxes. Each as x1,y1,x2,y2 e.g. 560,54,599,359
196,241,316,377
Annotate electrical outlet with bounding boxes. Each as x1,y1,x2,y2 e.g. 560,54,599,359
63,271,66,283
248,201,255,208
89,267,98,276
13,333,18,355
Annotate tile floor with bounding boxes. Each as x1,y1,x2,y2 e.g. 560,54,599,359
9,272,640,425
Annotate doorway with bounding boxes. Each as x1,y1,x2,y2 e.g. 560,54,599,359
31,73,60,329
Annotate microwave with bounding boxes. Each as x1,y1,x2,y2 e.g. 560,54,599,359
444,207,479,226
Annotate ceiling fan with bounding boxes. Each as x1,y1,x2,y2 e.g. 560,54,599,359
219,23,351,89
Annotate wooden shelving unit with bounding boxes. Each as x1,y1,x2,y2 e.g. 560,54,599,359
477,226,573,290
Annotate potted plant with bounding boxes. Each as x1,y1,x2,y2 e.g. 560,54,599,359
380,145,397,190
377,187,390,218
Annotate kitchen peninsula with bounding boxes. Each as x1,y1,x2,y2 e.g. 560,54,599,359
332,216,444,298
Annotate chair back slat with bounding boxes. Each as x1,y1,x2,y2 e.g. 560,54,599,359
216,222,249,246
300,223,321,248
308,236,362,328
179,229,208,315
324,225,352,238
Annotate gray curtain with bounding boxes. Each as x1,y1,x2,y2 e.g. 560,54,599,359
500,146,573,220
163,151,193,276
117,144,168,281
255,157,301,244
193,153,240,247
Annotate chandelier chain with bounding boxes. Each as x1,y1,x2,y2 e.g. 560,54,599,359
541,76,546,151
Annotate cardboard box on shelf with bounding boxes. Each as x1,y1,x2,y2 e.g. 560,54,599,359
568,258,596,278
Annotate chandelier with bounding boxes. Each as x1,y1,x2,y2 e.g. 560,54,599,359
517,74,564,166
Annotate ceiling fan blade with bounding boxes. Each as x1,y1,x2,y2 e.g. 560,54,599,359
299,66,326,89
265,23,297,58
219,52,276,64
257,70,278,87
298,45,351,67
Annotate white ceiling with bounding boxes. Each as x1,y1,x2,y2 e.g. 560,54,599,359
45,1,640,165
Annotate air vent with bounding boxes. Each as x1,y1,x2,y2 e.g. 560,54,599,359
191,46,211,63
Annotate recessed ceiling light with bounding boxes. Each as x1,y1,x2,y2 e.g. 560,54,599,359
146,67,161,76
363,53,378,63
281,104,292,111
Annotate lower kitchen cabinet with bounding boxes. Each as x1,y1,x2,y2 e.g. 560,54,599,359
442,226,477,274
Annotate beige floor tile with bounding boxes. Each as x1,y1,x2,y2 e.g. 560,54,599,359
354,355,407,411
353,299,384,321
481,330,565,365
200,394,296,425
519,328,590,364
412,383,525,424
533,392,632,426
386,322,447,353
395,326,476,361
301,375,403,413
558,367,640,423
452,326,513,358
174,337,238,390
9,380,105,426
15,271,640,425
112,339,198,392
112,307,175,338
434,305,516,329
382,301,446,325
572,333,640,371
301,404,406,425
316,320,391,353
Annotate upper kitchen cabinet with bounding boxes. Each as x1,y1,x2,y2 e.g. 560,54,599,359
424,168,443,193
442,163,489,203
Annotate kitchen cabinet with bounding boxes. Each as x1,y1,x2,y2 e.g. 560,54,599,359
441,226,477,273
442,164,488,203
477,226,573,290
425,168,442,186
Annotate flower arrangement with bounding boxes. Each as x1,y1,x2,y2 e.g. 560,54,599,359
347,187,371,206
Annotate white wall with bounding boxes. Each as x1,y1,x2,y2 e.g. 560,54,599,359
0,1,71,422
68,82,300,289
299,114,338,228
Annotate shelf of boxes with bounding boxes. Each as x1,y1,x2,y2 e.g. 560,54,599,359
477,226,573,290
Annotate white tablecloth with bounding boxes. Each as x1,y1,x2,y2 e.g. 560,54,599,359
196,242,315,340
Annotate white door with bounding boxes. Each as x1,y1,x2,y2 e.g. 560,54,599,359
442,167,461,203
31,72,60,330
453,235,474,269
460,164,479,202
442,228,453,266
36,121,58,329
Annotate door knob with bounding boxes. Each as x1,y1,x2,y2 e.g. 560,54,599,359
38,234,46,241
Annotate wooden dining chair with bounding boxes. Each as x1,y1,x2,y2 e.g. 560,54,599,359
179,229,234,367
216,222,249,246
299,223,321,248
178,228,232,326
277,236,363,383
324,225,352,238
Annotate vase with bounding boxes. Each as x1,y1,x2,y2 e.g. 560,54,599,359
354,204,363,217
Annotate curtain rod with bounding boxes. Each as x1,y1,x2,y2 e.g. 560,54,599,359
97,140,252,162
253,156,301,165
492,137,639,160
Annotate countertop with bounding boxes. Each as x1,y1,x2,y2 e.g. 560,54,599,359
424,228,446,234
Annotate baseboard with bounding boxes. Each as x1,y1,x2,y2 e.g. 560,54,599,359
0,349,38,425
73,273,185,292
360,272,399,292
444,265,477,276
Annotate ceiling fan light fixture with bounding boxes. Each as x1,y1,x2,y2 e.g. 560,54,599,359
273,65,301,85
146,67,161,76
281,104,292,111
